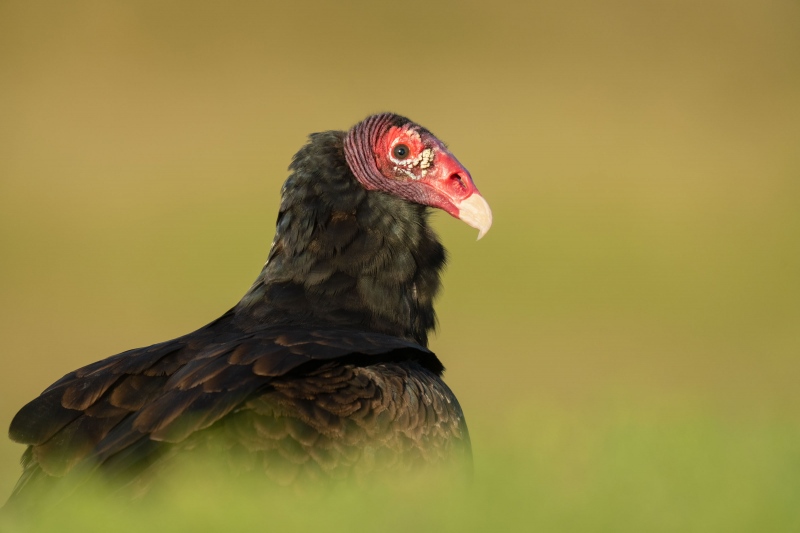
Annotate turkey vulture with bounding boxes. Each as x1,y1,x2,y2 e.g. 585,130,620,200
6,113,492,503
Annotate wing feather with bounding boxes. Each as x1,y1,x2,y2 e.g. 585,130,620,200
8,318,446,500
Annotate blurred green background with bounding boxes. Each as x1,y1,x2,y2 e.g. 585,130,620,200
2,0,799,528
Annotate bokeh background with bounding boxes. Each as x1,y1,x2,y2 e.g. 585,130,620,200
2,0,799,529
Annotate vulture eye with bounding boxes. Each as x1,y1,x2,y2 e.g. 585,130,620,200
392,144,410,160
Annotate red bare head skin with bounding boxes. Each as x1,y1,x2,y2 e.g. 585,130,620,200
344,113,492,239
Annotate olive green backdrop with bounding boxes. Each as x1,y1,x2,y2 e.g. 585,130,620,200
1,0,799,527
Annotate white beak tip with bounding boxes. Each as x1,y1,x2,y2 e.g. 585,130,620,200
457,194,493,241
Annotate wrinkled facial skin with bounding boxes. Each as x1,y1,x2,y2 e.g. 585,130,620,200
374,125,476,215
375,126,436,181
344,115,492,240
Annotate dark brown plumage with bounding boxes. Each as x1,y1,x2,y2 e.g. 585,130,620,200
6,113,492,504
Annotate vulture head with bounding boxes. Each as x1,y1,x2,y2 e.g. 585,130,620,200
344,113,493,239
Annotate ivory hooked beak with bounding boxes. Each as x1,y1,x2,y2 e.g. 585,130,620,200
457,194,493,240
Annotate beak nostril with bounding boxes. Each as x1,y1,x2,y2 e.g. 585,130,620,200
450,173,466,189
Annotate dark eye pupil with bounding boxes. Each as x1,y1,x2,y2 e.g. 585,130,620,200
393,144,409,159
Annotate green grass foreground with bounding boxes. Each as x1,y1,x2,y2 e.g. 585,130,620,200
3,407,798,532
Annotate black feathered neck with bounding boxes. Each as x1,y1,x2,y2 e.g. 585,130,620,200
234,130,446,347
